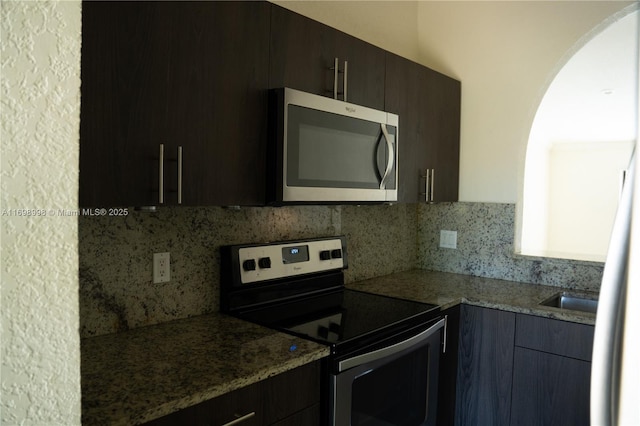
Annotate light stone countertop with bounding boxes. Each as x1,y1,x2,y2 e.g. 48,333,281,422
81,313,329,425
346,269,597,326
82,269,596,425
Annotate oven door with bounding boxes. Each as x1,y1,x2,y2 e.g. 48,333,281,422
331,318,444,426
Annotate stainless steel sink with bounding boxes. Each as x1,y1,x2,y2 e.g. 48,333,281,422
539,292,599,314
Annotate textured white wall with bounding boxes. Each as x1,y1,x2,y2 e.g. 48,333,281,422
1,1,82,424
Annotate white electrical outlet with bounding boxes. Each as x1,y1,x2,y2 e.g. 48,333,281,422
440,230,457,249
153,252,170,283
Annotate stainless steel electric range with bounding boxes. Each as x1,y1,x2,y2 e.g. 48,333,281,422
220,236,444,426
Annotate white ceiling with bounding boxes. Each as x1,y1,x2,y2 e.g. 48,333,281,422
534,9,638,144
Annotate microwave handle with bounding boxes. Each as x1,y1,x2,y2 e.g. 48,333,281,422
379,124,394,189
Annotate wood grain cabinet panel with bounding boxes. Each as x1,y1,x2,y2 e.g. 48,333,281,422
510,347,591,426
80,1,270,207
385,53,460,203
455,305,515,426
510,314,594,426
269,4,386,110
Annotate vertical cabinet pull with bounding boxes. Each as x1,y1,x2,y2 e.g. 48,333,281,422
420,169,436,202
158,144,183,205
221,412,256,426
177,146,183,205
330,58,348,102
333,57,339,100
343,60,348,102
430,169,435,202
159,144,165,204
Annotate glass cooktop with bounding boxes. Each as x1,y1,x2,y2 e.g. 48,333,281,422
239,289,439,349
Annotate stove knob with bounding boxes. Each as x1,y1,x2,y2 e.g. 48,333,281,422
242,259,257,271
320,250,331,261
258,257,271,269
331,249,342,259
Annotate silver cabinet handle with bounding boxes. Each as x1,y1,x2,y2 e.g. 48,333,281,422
379,124,394,189
430,169,435,202
421,170,430,202
159,144,164,204
333,57,339,100
420,169,435,202
221,412,256,426
343,60,348,102
177,146,183,205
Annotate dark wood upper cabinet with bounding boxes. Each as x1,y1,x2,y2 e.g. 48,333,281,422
385,53,461,203
80,1,270,207
80,1,459,207
269,4,386,110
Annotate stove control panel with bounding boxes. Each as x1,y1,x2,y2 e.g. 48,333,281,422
235,237,346,284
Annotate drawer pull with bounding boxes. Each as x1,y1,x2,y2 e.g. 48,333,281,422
221,412,255,426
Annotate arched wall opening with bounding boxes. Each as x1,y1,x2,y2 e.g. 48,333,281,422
518,5,638,262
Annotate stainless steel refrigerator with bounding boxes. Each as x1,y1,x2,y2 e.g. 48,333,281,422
591,146,640,425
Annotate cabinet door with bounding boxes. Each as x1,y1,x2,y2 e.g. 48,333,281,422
80,1,270,207
385,53,427,203
424,69,461,202
455,305,515,426
510,347,591,426
168,1,270,206
511,314,594,426
269,5,385,110
385,54,461,203
80,2,173,207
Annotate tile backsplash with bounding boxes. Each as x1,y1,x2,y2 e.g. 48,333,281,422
79,202,604,337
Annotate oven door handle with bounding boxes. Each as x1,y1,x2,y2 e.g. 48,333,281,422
337,318,445,373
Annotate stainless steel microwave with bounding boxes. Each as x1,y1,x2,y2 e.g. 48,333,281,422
268,88,399,204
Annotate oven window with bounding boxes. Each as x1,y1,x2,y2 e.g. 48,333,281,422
351,345,429,425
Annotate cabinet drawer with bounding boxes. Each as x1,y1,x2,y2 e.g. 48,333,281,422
515,314,594,361
144,361,321,426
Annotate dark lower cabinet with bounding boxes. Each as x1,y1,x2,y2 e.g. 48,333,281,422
455,305,515,426
511,347,591,426
511,314,594,426
143,360,322,426
451,308,595,426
